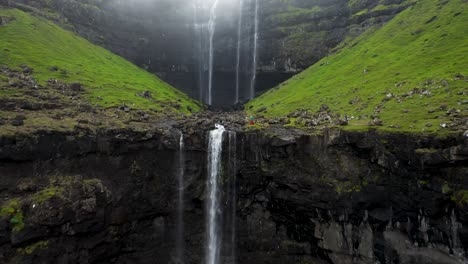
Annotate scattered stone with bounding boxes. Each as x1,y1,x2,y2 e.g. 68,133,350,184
0,16,15,26
454,73,465,80
403,109,410,113
49,66,59,71
336,118,348,126
8,79,18,87
374,119,383,126
295,117,304,125
69,82,83,92
119,104,131,112
48,78,58,84
439,104,448,110
20,65,32,74
349,97,361,105
77,119,89,124
464,130,468,137
97,96,103,101
78,104,94,112
256,107,267,113
425,123,433,127
319,104,329,112
137,90,152,99
10,119,24,126
369,118,383,126
187,106,192,112
440,79,449,87
440,123,447,128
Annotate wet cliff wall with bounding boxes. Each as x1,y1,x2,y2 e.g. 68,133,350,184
0,127,466,263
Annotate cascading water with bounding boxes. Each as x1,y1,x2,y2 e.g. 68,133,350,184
206,124,225,264
235,0,244,104
193,0,204,102
176,133,185,264
208,0,219,105
249,0,259,100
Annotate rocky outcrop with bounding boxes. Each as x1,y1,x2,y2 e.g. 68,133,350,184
0,124,466,263
236,129,468,263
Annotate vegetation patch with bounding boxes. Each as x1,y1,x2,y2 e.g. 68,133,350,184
247,0,467,135
30,186,65,204
0,199,24,232
0,8,200,114
451,190,468,207
17,240,49,255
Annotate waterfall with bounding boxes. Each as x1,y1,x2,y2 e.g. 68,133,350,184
206,124,225,264
193,0,203,101
235,0,244,104
249,0,259,100
176,133,185,264
208,0,219,105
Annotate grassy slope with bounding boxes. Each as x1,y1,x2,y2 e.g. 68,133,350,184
248,0,467,133
0,8,201,113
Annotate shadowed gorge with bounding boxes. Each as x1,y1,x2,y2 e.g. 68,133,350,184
0,0,467,263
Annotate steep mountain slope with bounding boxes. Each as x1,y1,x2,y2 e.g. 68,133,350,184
247,0,467,134
0,8,200,112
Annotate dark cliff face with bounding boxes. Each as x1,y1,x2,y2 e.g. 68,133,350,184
0,127,466,263
4,0,409,104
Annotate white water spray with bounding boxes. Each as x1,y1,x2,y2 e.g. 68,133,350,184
235,0,244,104
249,0,259,100
208,0,219,105
206,124,225,264
176,133,185,264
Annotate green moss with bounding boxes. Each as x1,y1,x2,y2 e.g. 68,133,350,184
31,187,65,204
442,182,452,194
371,4,399,12
419,180,429,185
17,240,49,255
353,9,369,17
451,190,468,206
271,5,324,25
0,199,24,232
415,148,438,154
0,8,200,113
247,0,468,135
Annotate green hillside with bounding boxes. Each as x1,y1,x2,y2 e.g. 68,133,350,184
248,0,467,133
0,8,200,113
